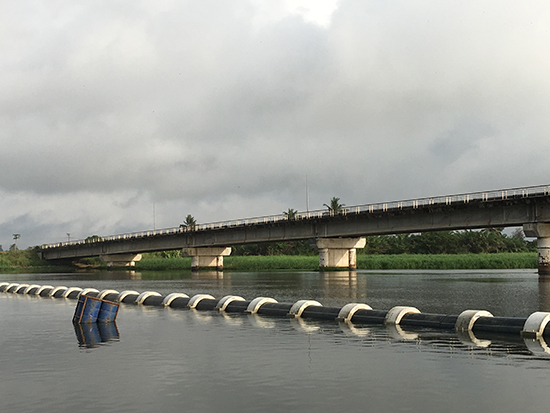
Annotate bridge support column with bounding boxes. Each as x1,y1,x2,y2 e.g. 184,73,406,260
316,238,366,270
183,247,232,271
100,254,142,267
523,223,550,277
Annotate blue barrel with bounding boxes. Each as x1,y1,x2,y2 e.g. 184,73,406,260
73,295,102,323
72,295,86,323
98,322,120,342
74,323,102,348
97,300,119,323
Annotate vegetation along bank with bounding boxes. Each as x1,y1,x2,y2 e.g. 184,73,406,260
0,230,537,271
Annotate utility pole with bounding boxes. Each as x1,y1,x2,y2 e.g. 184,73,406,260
306,174,309,212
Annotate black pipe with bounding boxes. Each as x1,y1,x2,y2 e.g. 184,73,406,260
142,295,165,306
167,297,190,308
472,316,526,336
223,300,249,313
66,290,82,299
347,309,388,324
119,293,139,304
39,288,53,297
194,299,219,311
102,293,120,302
300,306,341,321
256,303,293,317
52,289,66,298
400,313,458,330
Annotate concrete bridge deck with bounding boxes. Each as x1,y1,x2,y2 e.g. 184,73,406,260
39,184,550,274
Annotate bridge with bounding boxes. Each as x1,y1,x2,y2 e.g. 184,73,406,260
39,184,550,275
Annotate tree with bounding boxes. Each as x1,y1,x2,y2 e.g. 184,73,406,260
324,197,345,215
180,214,197,230
511,228,525,239
283,208,297,220
85,235,104,243
12,234,20,250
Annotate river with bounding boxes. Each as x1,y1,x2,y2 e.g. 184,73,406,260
1,269,549,412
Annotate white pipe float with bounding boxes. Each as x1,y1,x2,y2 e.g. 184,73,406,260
63,287,83,298
14,284,29,293
337,303,373,323
49,286,68,297
455,310,494,332
245,297,278,314
288,300,323,318
135,291,161,305
97,289,120,300
215,295,245,312
522,312,550,338
384,306,421,325
162,293,189,307
187,294,215,309
117,290,139,302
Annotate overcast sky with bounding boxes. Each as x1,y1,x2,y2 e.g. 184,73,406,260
2,0,550,249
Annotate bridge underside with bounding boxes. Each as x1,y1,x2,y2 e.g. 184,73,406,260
40,196,550,273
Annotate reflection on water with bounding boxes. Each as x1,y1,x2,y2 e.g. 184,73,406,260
73,322,120,349
455,328,492,348
319,271,366,300
2,269,550,413
538,278,550,311
192,271,224,279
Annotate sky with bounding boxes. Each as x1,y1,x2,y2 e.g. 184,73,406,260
2,0,550,249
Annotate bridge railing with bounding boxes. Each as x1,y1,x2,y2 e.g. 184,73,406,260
41,184,550,249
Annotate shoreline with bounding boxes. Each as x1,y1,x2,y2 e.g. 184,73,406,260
0,252,537,272
136,252,538,271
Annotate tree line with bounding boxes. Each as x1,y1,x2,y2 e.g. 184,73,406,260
232,229,536,256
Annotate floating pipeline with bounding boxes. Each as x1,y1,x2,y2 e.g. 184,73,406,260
2,281,550,351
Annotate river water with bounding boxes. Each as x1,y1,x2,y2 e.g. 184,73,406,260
1,269,550,413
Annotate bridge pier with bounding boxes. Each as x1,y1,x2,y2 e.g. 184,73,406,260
100,254,142,267
316,238,366,270
523,223,550,277
182,247,232,271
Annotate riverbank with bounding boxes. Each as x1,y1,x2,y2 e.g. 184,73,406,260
135,252,537,271
0,249,537,272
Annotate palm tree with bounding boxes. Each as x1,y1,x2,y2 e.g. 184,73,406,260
283,208,297,220
11,234,20,251
324,197,345,215
180,214,197,230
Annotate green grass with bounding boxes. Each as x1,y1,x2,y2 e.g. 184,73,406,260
134,257,193,271
0,250,537,272
223,256,319,271
134,256,319,271
134,253,538,271
356,253,537,270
